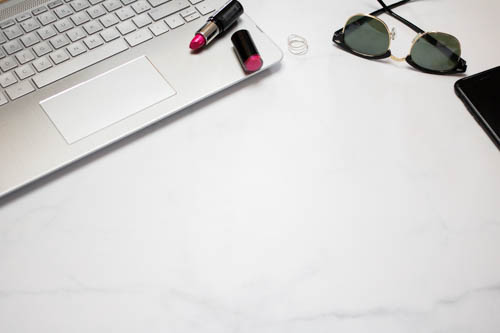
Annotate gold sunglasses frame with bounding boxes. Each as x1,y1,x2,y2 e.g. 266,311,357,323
341,14,463,64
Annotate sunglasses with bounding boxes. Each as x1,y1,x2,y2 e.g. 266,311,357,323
332,0,467,75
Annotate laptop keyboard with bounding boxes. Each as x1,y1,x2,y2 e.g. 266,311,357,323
0,0,215,106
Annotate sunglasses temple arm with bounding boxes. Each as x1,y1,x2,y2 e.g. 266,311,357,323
373,0,425,33
370,0,410,16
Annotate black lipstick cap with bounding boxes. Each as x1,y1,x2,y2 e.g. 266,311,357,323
231,30,263,73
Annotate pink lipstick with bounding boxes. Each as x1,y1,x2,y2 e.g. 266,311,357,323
189,0,244,51
189,34,206,50
231,30,263,73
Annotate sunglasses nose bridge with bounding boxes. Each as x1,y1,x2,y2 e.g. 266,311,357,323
390,55,406,62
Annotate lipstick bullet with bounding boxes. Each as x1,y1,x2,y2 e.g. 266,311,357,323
189,0,244,51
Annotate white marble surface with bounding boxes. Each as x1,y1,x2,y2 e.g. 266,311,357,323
1,0,500,332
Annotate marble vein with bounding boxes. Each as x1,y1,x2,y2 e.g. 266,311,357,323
287,282,500,322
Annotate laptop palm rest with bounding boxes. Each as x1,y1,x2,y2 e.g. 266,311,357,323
40,56,176,144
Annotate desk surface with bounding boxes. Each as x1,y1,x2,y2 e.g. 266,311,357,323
1,0,500,332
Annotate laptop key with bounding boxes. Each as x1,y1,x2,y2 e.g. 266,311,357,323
50,49,70,64
147,0,168,8
15,49,35,64
48,0,64,9
188,0,203,4
49,34,70,49
70,12,91,25
89,0,105,4
195,3,214,15
0,19,16,29
15,64,36,80
20,32,40,47
33,38,128,88
132,14,152,28
32,6,48,16
4,40,22,54
67,27,86,41
121,0,137,5
0,32,6,44
32,56,53,72
183,12,199,22
4,25,23,39
0,48,5,58
100,27,120,41
83,34,103,49
38,11,58,25
67,41,87,56
0,57,17,71
117,20,135,35
83,20,103,34
0,92,8,106
125,28,152,46
179,7,196,18
54,4,73,18
164,14,184,29
54,18,74,32
37,25,57,39
0,72,18,88
131,0,151,14
148,21,168,36
5,81,35,100
103,0,122,12
116,6,135,20
20,18,41,32
87,5,107,19
149,0,189,21
71,0,91,12
33,41,53,56
16,13,32,22
100,13,119,27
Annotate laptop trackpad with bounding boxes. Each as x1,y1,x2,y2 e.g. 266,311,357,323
40,56,176,144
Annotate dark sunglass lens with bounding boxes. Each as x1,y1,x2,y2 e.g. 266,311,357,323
410,32,461,72
343,15,390,57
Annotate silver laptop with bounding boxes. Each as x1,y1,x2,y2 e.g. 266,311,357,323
0,0,282,198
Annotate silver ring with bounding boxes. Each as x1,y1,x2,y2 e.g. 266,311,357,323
288,34,309,55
